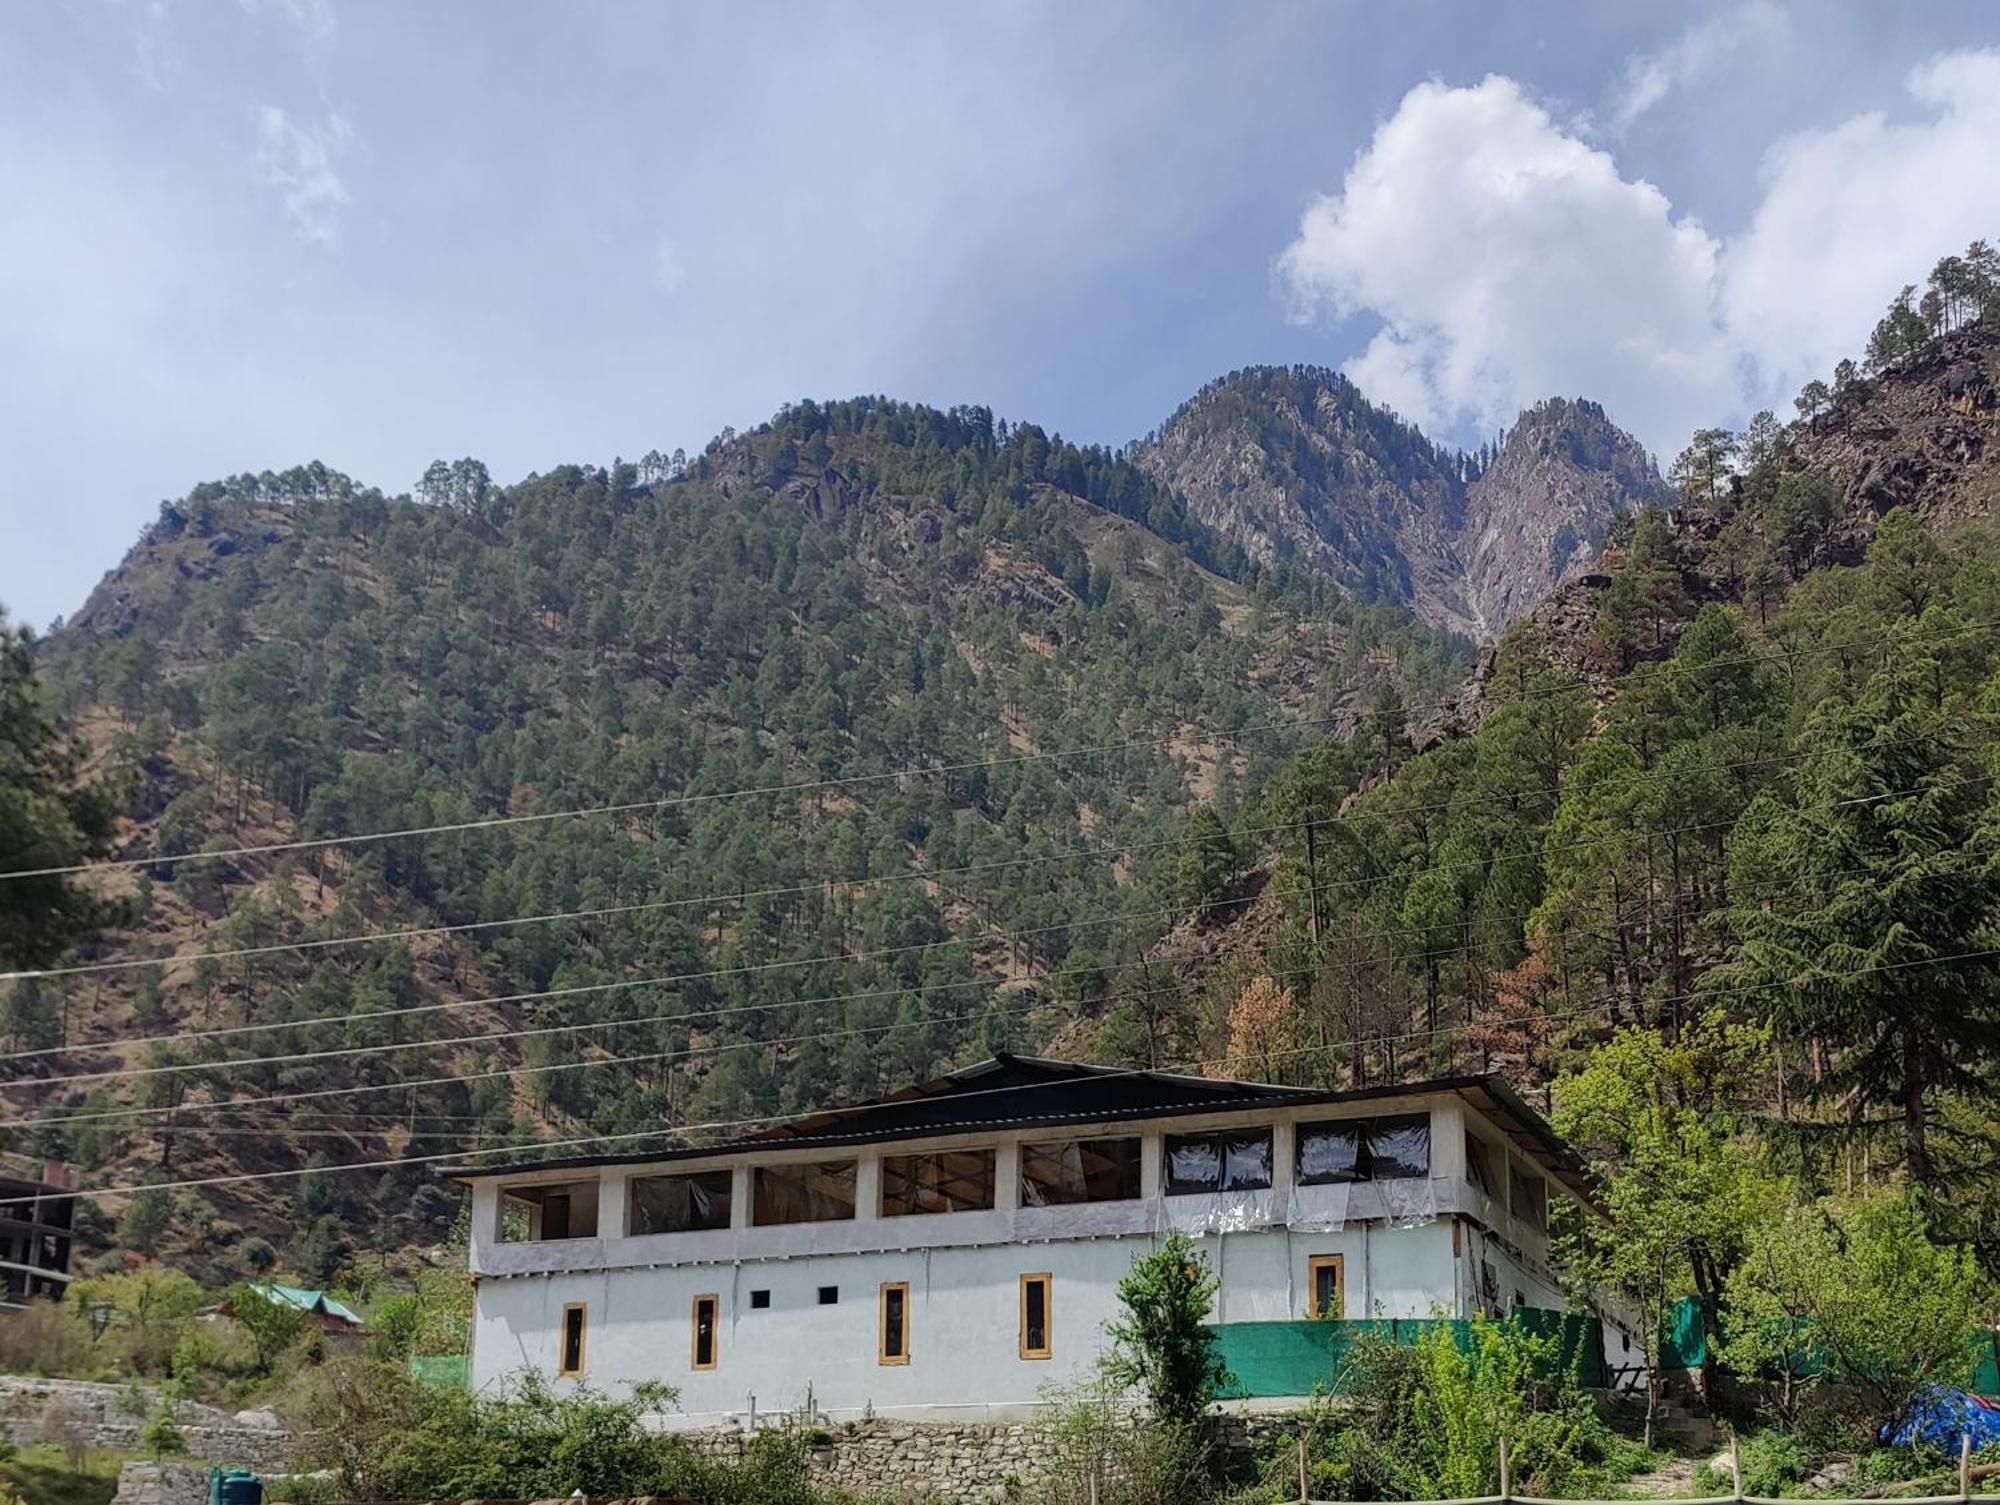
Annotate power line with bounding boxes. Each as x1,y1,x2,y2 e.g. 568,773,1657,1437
2,761,1958,1079
9,606,1981,890
0,845,1901,1091
1,738,1822,984
59,934,2000,1199
12,921,1996,1138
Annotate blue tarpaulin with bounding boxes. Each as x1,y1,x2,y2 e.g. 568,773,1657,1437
1880,1386,2000,1449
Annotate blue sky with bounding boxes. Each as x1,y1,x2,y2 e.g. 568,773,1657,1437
4,0,1998,628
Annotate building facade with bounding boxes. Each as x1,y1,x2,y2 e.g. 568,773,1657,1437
0,1158,77,1310
449,1058,1601,1426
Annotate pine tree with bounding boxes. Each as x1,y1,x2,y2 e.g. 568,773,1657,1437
1713,623,2000,1182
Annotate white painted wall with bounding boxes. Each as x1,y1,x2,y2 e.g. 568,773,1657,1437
462,1091,1587,1424
470,1219,1467,1426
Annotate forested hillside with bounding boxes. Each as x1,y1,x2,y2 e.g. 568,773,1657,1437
2,398,1462,1275
1131,248,2000,1268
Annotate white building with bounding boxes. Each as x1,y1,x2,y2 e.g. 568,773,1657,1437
448,1057,1608,1425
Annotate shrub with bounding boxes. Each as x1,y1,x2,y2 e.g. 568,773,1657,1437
1693,1431,1809,1497
1104,1231,1232,1430
0,1301,97,1378
1034,1369,1216,1505
1295,1317,1647,1501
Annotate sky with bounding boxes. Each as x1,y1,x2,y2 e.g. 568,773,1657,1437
4,0,1999,629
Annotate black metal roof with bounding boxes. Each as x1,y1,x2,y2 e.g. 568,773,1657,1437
436,1054,1592,1201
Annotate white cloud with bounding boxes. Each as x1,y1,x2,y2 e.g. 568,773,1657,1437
1279,52,2000,457
1613,1,1787,127
653,235,687,295
254,105,352,246
1278,75,1733,455
1721,48,2000,398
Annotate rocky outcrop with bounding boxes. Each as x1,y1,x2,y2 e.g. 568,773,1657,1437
1461,398,1669,635
1134,368,1666,640
1791,322,2000,532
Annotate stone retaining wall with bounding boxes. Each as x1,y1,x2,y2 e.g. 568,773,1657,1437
683,1413,1299,1501
0,1375,291,1471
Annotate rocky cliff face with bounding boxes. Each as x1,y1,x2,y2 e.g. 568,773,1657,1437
1460,397,1669,635
1134,367,1666,639
1460,319,2000,721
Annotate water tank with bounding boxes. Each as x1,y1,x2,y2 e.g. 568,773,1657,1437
210,1469,263,1505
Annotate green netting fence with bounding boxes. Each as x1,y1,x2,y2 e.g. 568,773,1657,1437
1211,1310,1604,1400
408,1353,470,1389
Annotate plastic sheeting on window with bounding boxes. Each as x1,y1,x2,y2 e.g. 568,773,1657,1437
752,1160,857,1226
1165,1136,1221,1194
1297,1123,1362,1185
1377,1172,1438,1228
629,1170,732,1235
1367,1116,1432,1179
1166,1130,1272,1195
1162,1186,1279,1234
1020,1138,1142,1207
1288,1180,1352,1233
882,1148,996,1216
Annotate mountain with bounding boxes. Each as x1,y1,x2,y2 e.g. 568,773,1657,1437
9,397,1468,1276
1132,366,1670,639
1467,316,2000,713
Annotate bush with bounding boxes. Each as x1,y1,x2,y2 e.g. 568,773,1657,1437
1034,1370,1216,1505
1693,1431,1809,1497
0,1302,97,1379
1292,1317,1649,1501
1105,1231,1231,1430
284,1360,832,1505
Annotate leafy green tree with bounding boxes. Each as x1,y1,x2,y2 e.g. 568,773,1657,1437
0,608,119,969
1723,1193,1991,1427
1104,1231,1231,1430
1552,1019,1774,1443
225,1283,308,1373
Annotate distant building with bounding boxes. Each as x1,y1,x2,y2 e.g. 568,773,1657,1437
235,1283,365,1335
445,1056,1606,1425
0,1158,76,1309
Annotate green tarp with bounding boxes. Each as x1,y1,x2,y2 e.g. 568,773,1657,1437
1211,1311,1605,1400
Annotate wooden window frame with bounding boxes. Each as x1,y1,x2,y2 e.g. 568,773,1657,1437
558,1301,588,1377
1307,1254,1345,1320
1018,1272,1053,1360
878,1281,911,1366
690,1292,719,1371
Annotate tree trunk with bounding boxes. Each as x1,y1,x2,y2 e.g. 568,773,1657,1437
1904,1036,1931,1182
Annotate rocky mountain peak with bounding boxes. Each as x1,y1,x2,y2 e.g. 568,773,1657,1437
1133,368,1666,640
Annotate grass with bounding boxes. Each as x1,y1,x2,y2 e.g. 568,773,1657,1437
0,1445,134,1505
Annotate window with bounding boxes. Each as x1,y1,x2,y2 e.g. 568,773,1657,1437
503,1180,600,1241
879,1282,910,1365
749,1289,771,1310
1510,1168,1548,1231
1019,1137,1142,1206
752,1161,857,1225
1165,1129,1272,1194
1465,1133,1498,1196
1019,1273,1052,1359
558,1303,587,1377
882,1148,997,1216
817,1285,839,1305
630,1170,732,1234
691,1293,718,1370
1307,1255,1345,1319
1295,1115,1432,1185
